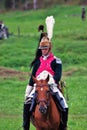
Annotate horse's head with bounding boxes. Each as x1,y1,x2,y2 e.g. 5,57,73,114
33,75,50,114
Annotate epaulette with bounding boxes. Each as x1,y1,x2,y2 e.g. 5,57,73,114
54,56,62,64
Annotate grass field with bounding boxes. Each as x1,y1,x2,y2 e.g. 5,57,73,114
0,5,87,130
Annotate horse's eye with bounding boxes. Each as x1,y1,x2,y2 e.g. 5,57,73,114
35,90,38,96
47,90,50,93
35,90,38,94
47,90,50,96
35,91,38,99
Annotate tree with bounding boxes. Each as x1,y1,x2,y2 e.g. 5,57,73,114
11,0,16,9
5,0,13,9
33,0,37,9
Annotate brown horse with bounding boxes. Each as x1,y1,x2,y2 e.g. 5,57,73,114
31,75,61,130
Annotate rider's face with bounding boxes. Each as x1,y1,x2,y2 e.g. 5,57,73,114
41,48,50,56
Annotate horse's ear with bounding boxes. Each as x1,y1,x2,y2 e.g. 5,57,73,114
32,76,37,83
46,74,49,82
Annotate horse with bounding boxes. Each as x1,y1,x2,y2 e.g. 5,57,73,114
31,75,61,130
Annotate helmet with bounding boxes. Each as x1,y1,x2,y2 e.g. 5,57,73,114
39,36,52,50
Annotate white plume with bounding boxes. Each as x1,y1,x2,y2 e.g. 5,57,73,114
45,16,55,40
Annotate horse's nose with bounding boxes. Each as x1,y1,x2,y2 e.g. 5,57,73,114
39,105,47,114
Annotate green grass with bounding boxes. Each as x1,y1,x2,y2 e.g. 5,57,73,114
0,5,87,130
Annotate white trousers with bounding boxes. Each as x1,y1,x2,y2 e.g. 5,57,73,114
25,71,68,108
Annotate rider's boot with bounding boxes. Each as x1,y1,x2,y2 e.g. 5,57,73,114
61,108,68,130
23,103,31,130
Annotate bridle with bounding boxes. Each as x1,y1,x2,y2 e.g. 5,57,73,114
35,84,51,107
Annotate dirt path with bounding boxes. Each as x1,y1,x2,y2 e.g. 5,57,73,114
0,67,29,80
0,66,77,80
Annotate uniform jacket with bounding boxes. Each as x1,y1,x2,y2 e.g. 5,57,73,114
29,52,62,86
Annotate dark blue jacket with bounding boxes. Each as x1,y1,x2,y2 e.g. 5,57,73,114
29,56,62,86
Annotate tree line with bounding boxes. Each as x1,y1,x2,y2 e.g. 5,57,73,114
0,0,87,10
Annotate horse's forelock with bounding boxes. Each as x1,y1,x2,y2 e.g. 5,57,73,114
38,79,48,85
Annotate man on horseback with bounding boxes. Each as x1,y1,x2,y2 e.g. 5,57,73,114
23,16,68,130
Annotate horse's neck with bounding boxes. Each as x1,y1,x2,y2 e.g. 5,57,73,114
50,96,56,106
50,95,59,113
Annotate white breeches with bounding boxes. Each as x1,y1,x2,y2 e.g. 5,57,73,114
36,70,55,84
25,71,68,108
